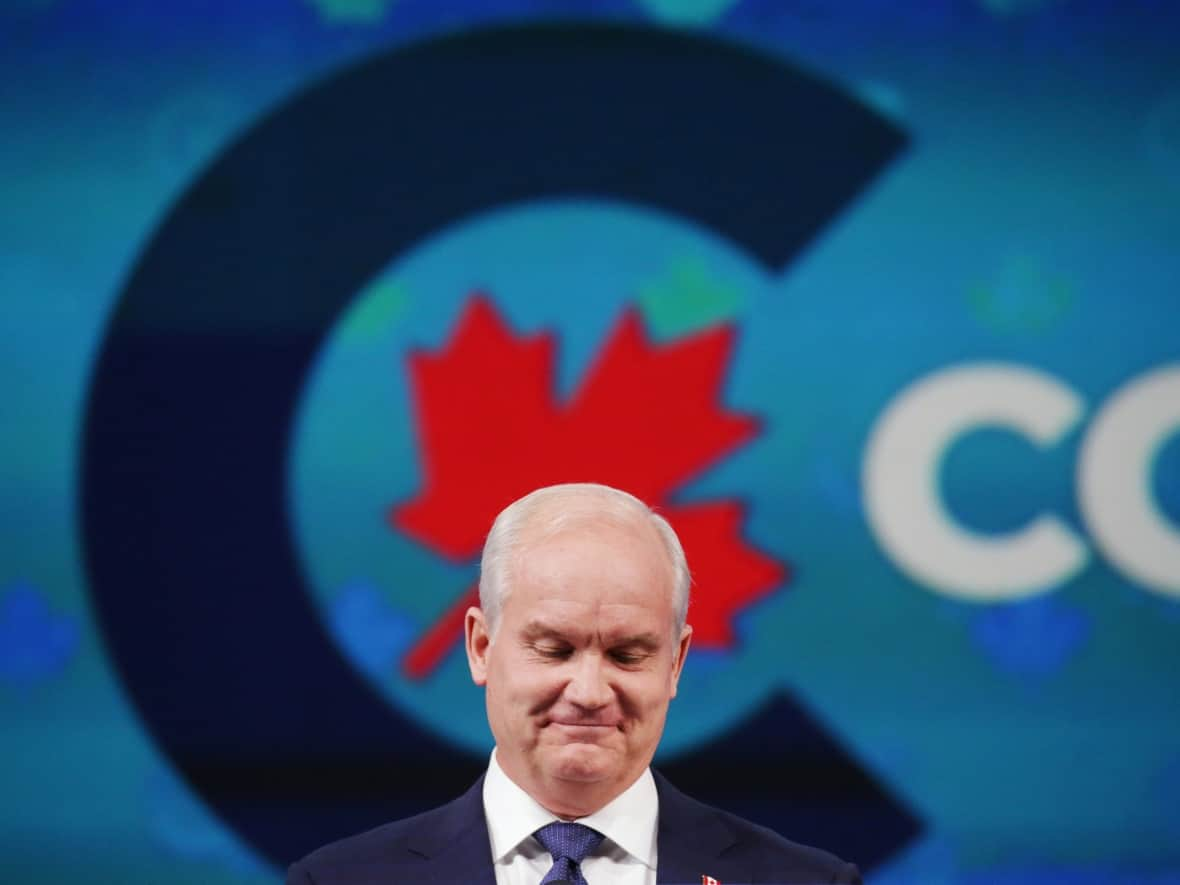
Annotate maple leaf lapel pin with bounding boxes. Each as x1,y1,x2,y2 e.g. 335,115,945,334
701,876,721,884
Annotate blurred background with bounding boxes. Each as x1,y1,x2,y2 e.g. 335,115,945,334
2,1,1179,882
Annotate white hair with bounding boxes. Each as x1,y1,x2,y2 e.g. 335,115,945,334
478,483,690,639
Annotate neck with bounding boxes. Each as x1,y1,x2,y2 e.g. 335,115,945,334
532,776,620,819
496,756,643,819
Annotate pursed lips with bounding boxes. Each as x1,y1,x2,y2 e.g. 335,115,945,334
548,719,621,730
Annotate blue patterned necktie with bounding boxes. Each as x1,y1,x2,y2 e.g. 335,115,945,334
533,821,605,885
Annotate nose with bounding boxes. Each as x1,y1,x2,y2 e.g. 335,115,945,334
564,652,613,710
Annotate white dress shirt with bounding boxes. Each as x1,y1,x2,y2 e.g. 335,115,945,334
482,750,658,885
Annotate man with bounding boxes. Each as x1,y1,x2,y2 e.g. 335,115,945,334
288,483,860,884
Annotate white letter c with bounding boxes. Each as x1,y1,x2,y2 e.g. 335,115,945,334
863,363,1089,601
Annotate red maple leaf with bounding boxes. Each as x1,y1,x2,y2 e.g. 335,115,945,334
392,294,787,678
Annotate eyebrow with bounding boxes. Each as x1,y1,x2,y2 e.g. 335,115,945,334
520,622,571,643
610,632,662,651
519,621,662,649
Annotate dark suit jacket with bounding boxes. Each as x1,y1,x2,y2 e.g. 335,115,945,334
288,770,861,885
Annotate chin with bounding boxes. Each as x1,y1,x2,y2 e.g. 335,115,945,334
547,743,617,784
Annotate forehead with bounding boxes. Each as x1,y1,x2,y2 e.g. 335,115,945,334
505,511,676,619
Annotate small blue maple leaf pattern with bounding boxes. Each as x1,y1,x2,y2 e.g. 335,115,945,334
0,580,81,689
969,596,1091,678
146,765,267,874
812,451,861,519
329,579,418,680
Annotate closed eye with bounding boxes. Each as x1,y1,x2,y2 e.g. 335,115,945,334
610,648,652,667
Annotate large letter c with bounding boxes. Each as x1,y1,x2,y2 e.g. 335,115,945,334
863,363,1089,601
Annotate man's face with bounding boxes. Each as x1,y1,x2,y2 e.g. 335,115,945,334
465,511,691,817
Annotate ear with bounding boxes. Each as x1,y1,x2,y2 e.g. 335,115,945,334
465,606,491,686
668,624,693,699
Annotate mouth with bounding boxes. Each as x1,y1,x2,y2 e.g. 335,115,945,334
547,720,620,738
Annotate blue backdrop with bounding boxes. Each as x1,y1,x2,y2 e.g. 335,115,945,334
2,1,1179,883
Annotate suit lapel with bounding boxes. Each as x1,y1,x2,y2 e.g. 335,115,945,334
402,769,746,884
405,776,497,885
654,770,748,885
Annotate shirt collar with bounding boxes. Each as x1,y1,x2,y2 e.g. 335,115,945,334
482,749,658,870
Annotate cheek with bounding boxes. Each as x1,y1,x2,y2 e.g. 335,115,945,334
497,663,561,712
620,675,671,715
649,669,682,709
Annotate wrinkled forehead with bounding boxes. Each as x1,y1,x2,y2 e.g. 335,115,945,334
509,498,677,595
521,491,665,552
524,490,650,535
